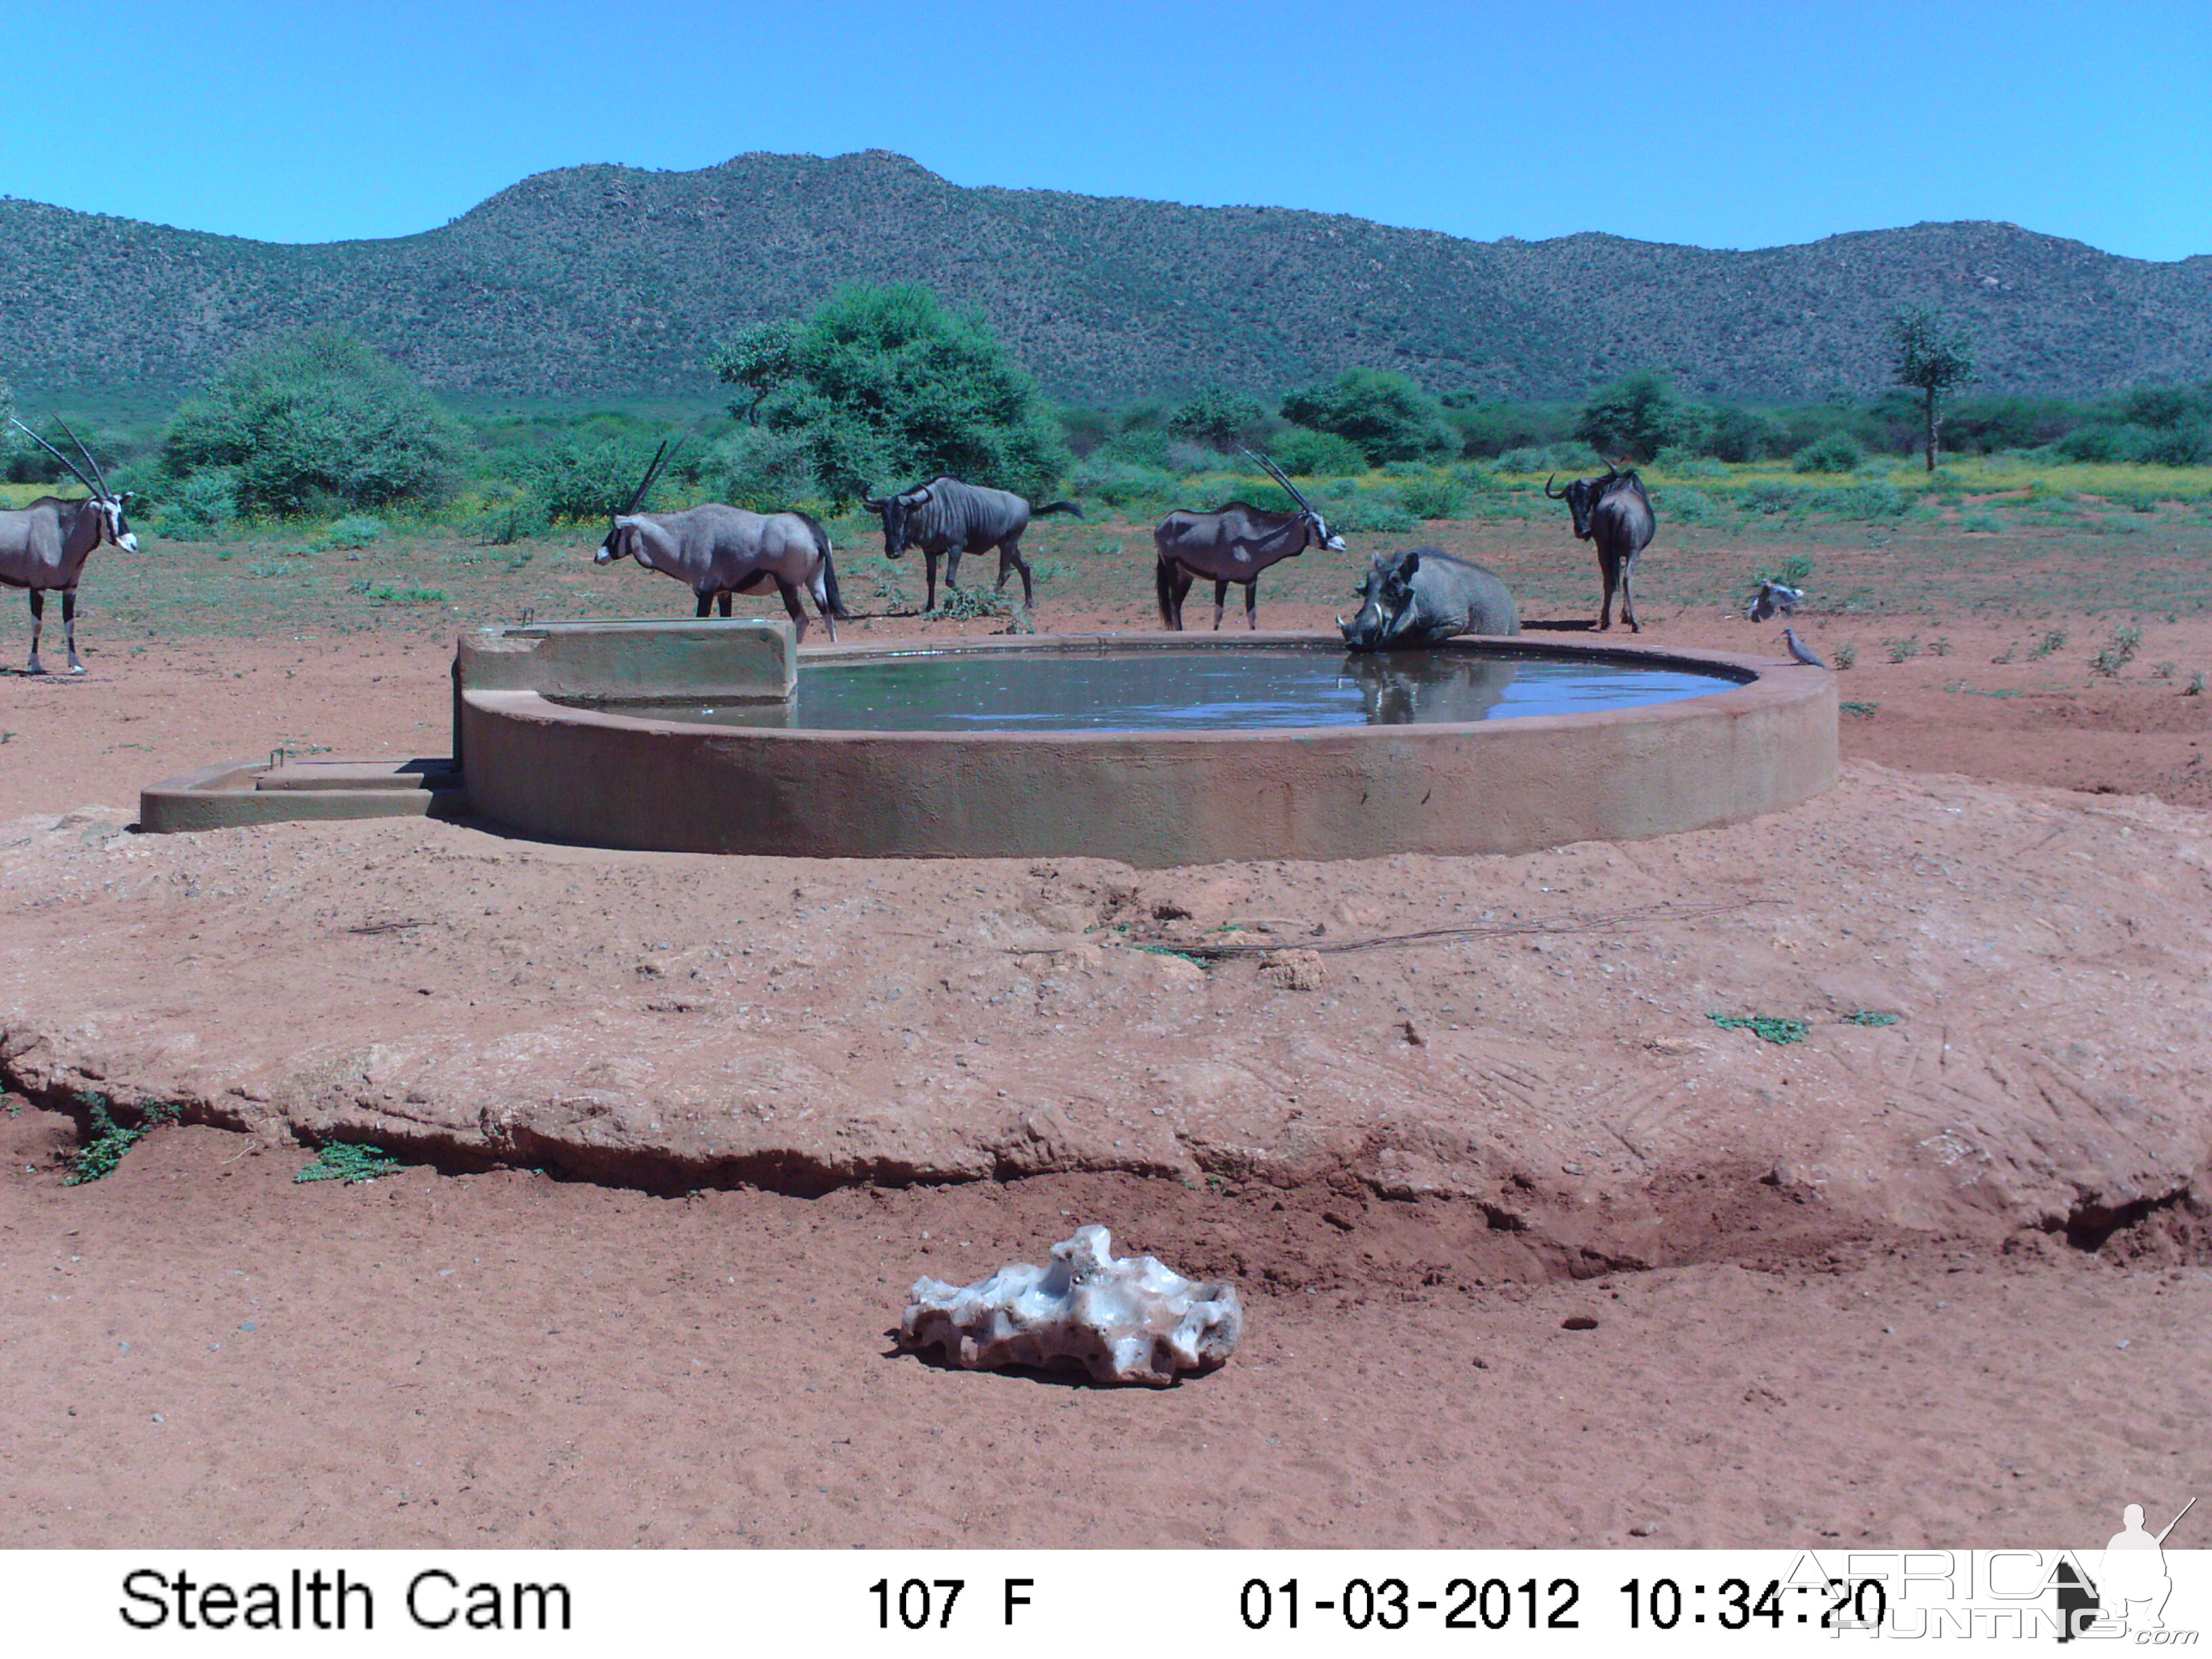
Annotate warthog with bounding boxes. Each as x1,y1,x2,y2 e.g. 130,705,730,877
1338,548,1519,652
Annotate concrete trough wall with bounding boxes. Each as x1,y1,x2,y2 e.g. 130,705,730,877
457,632,1837,866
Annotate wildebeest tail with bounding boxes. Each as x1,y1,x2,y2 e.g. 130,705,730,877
1155,554,1176,627
1035,500,1082,518
795,510,851,617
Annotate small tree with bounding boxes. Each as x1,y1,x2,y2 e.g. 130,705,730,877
711,320,798,426
1890,306,1976,472
1167,387,1267,452
1574,370,1693,464
1279,369,1456,465
759,284,1071,501
165,331,464,514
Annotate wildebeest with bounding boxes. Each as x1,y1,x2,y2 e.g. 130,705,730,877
1338,547,1519,652
1154,450,1347,631
859,477,1080,615
1545,466,1655,632
2,419,138,675
594,443,846,640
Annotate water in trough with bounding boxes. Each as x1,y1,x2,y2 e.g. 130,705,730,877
553,646,1741,733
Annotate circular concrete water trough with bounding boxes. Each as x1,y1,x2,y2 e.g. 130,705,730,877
455,630,1835,867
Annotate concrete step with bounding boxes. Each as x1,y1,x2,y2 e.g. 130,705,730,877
256,757,461,794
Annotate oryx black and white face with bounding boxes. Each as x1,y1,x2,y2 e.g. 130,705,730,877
594,519,634,567
1304,507,1345,552
591,441,676,569
99,494,139,554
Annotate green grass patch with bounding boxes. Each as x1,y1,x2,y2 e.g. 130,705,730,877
64,1094,179,1185
1841,1009,1900,1027
1708,1013,1809,1045
295,1143,405,1185
2091,626,2143,677
1839,699,1879,718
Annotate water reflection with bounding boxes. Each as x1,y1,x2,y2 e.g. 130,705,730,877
1338,653,1518,725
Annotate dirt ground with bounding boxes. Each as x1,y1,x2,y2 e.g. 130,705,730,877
3,516,2209,1551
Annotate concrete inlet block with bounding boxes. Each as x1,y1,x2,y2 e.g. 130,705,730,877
455,618,797,703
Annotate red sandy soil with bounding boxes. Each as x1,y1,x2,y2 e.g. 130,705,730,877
2,596,2209,1551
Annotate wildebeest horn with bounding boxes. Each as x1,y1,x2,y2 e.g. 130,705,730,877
54,417,113,499
621,440,672,516
1242,447,1318,516
1543,474,1566,499
9,417,104,499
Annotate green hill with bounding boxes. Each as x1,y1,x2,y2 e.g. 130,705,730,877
4,149,2207,406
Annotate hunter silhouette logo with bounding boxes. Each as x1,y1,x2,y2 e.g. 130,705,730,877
2057,1497,2195,1641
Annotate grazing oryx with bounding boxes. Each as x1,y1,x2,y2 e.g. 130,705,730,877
594,443,847,640
2,419,138,675
859,477,1080,615
1545,466,1656,632
1153,449,1347,631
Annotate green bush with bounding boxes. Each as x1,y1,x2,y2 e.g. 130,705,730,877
1807,481,1909,518
1326,487,1417,533
761,283,1072,501
705,426,818,510
1068,459,1182,514
1792,432,1865,472
154,468,240,540
464,482,550,545
1739,481,1811,515
1266,426,1368,477
164,331,464,514
1496,444,1582,472
1279,369,1457,464
1699,405,1790,463
509,437,670,524
1575,370,1694,464
321,514,386,549
1396,475,1469,519
1657,486,1721,524
1167,387,1268,451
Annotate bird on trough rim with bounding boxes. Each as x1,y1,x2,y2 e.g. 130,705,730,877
1782,628,1828,668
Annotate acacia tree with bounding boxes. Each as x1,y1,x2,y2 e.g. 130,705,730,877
1168,387,1267,451
757,284,1071,501
1891,305,1976,472
710,321,798,426
1574,369,1693,464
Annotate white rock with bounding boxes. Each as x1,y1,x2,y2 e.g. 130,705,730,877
901,1224,1242,1387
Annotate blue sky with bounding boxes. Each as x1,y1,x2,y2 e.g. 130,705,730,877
10,0,2207,260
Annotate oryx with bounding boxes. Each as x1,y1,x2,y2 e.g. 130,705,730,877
1,418,138,675
1544,466,1655,632
1153,449,1346,631
859,478,1081,615
593,442,846,640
